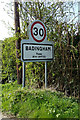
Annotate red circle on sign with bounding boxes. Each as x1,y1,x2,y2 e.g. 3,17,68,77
31,21,46,42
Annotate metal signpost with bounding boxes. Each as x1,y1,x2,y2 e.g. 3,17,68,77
21,20,53,88
22,62,25,87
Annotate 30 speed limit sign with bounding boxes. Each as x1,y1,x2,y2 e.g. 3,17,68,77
30,20,46,42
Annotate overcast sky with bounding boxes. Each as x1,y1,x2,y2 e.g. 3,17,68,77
0,1,14,40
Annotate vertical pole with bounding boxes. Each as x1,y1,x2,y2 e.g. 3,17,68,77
78,2,80,119
14,1,22,84
45,61,47,88
22,62,25,87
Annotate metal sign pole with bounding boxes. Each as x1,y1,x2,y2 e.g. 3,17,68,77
45,61,47,88
22,62,25,87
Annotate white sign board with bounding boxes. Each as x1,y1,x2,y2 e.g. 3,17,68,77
21,43,53,62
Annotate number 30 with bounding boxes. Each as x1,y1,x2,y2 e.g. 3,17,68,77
33,27,44,37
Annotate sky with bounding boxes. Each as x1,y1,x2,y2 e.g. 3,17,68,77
0,1,14,41
0,0,79,41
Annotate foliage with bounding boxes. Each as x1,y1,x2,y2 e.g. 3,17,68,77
2,2,80,97
0,40,2,82
1,82,78,118
2,37,17,83
25,62,45,88
18,1,80,97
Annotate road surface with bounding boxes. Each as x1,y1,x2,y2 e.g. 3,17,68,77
0,111,8,120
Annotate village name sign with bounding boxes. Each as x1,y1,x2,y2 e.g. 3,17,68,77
21,20,54,88
21,20,53,62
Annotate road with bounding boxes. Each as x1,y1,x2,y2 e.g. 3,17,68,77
0,111,8,120
0,110,19,120
0,111,17,120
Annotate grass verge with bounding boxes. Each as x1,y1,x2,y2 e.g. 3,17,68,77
0,81,78,118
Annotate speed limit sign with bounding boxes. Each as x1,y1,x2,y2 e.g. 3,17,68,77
30,20,47,42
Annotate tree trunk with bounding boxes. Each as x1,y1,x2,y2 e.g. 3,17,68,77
14,1,22,84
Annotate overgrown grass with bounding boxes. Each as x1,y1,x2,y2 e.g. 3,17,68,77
0,81,79,118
